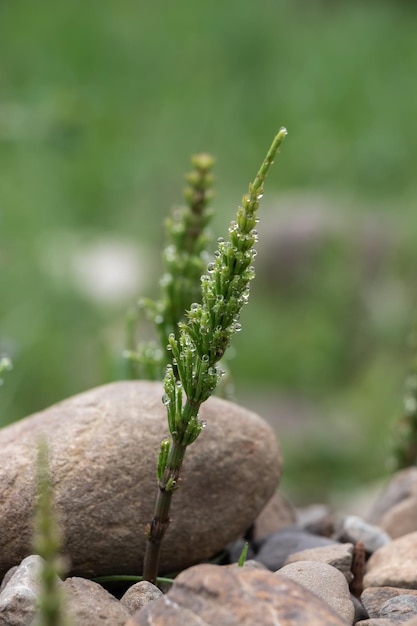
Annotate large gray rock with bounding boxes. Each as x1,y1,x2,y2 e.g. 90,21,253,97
128,563,349,626
0,381,281,579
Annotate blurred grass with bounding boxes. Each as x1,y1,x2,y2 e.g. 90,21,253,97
1,0,417,502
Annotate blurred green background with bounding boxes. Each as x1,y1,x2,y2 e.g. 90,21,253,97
1,0,417,505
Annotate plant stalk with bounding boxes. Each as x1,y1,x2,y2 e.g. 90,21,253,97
142,439,189,584
142,128,287,584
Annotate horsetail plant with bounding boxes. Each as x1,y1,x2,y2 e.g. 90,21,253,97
124,153,215,381
143,128,287,584
33,438,69,626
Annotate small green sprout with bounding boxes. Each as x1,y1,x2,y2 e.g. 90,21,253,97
238,542,249,567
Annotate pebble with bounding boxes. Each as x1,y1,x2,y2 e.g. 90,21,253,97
0,555,45,626
364,531,417,589
284,542,354,582
362,587,417,618
278,560,355,624
120,581,163,614
368,468,417,539
254,526,338,570
63,577,130,626
379,595,417,621
338,515,391,553
252,491,296,540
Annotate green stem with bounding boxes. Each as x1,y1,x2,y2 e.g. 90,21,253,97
142,440,188,584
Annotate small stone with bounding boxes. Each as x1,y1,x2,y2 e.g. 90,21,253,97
364,532,417,589
352,594,369,622
129,563,350,625
254,526,338,570
252,491,296,540
120,581,163,614
0,555,48,626
284,542,354,582
338,515,391,553
0,381,281,578
379,595,417,621
278,560,355,624
362,587,417,618
368,468,417,539
63,577,130,626
296,503,336,537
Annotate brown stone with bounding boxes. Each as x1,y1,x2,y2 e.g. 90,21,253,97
120,581,163,614
0,381,281,579
278,560,355,623
364,532,417,589
129,563,350,625
362,587,417,618
63,577,130,626
368,468,417,539
284,542,354,582
252,490,296,540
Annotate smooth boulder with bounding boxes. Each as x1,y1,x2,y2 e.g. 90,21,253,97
0,381,281,579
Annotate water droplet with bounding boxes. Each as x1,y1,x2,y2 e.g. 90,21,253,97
217,237,224,243
201,354,209,362
168,333,175,340
176,380,182,388
234,323,242,332
190,303,199,311
207,262,215,273
251,248,258,257
214,250,221,258
257,193,264,200
199,419,207,428
162,394,171,406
